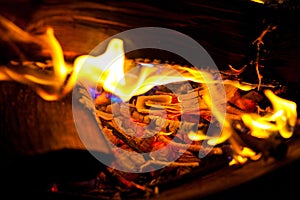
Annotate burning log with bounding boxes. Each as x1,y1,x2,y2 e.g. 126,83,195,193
232,120,288,160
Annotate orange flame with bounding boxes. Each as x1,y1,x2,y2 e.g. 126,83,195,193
242,89,297,139
1,21,299,167
0,19,257,102
76,39,216,102
0,25,74,100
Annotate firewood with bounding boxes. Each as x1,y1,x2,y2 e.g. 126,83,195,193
232,120,288,160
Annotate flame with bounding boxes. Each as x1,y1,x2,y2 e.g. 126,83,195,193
0,16,75,100
242,89,297,139
75,38,126,93
222,89,297,166
74,38,257,104
229,146,262,166
76,43,216,102
1,20,298,166
250,0,265,4
0,17,257,103
188,131,211,141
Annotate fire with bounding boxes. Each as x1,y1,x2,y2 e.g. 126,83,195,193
1,16,256,102
75,39,227,103
250,0,265,4
1,19,298,167
0,16,75,100
242,89,297,139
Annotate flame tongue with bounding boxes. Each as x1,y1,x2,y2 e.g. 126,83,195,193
0,22,73,100
76,38,206,102
76,38,257,103
75,38,125,94
0,17,255,102
242,89,297,139
1,19,299,166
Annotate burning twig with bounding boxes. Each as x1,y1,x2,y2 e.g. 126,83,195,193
252,25,277,47
104,101,209,135
96,110,114,120
224,64,247,76
252,25,277,90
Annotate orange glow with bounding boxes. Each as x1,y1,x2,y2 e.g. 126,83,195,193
76,41,222,102
0,25,74,100
229,147,262,166
1,23,298,166
188,131,210,141
0,22,258,102
242,89,297,139
229,155,248,166
251,0,265,4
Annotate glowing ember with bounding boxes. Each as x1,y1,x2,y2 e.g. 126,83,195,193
0,17,298,169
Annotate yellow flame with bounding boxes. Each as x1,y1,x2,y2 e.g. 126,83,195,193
74,38,257,103
251,0,265,4
229,155,248,166
242,89,297,139
229,147,262,166
0,19,257,102
0,24,74,100
0,21,254,150
188,131,211,141
75,38,126,91
1,22,297,139
76,47,213,102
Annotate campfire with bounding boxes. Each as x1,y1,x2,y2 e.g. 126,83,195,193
0,0,299,199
